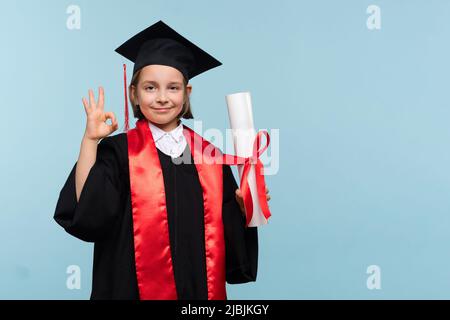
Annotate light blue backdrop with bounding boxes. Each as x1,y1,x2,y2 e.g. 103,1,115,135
1,0,450,299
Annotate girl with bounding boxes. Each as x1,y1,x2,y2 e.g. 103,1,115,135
54,20,271,300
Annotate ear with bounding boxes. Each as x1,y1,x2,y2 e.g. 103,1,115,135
186,83,192,97
130,85,138,104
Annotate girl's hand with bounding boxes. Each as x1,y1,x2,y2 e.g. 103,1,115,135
82,87,119,141
235,186,271,216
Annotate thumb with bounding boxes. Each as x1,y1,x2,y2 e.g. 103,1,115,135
109,122,118,134
104,112,116,124
104,112,117,131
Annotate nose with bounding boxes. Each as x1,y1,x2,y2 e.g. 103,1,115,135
156,91,169,104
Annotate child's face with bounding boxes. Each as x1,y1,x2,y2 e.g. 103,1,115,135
133,64,191,130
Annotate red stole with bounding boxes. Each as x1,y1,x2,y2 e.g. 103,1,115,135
127,119,226,300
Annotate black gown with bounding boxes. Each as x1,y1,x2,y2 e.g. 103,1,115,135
54,133,258,300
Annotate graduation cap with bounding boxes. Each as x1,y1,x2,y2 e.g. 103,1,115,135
115,20,222,131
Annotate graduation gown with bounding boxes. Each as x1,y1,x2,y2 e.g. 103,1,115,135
54,130,258,300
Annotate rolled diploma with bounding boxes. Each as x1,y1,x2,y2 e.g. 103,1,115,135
226,92,268,227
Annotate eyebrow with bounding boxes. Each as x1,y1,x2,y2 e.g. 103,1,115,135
141,80,183,85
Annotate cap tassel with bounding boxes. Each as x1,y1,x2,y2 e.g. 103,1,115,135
123,63,130,132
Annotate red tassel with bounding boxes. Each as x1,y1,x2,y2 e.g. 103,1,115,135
123,63,130,132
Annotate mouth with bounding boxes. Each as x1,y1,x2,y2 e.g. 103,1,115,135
151,107,174,112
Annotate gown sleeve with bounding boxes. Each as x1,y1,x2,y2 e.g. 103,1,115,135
54,136,124,243
222,164,259,284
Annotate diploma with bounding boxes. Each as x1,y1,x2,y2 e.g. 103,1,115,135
226,92,269,227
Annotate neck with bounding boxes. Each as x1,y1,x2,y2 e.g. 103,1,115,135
149,119,181,132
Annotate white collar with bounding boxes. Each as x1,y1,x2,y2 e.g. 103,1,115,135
148,120,184,144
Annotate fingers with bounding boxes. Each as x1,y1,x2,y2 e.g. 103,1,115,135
235,190,245,214
82,87,103,113
89,89,96,109
237,187,271,202
235,187,271,215
104,112,117,124
82,97,89,114
265,186,270,201
235,189,243,202
98,87,104,110
104,112,119,132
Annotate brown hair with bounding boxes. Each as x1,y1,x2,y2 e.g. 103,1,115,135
128,68,194,120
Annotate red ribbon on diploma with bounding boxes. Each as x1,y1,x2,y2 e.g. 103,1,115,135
223,130,272,227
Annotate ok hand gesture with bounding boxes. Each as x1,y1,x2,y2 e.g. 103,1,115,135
82,87,118,141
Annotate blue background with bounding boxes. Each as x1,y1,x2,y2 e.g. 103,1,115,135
1,0,450,299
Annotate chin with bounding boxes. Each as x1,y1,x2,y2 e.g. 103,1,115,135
153,114,177,122
145,115,177,124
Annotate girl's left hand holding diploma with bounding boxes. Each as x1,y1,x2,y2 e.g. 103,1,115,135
235,186,271,216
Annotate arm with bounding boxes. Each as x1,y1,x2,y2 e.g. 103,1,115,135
75,87,118,202
75,136,99,202
54,137,124,242
222,165,259,284
54,87,120,242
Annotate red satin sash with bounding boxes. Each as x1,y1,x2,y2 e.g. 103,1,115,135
127,119,226,300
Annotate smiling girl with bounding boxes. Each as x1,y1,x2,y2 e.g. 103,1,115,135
54,20,270,300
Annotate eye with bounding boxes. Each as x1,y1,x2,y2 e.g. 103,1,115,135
170,86,180,91
145,86,155,91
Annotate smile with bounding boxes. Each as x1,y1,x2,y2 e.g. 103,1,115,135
151,107,174,112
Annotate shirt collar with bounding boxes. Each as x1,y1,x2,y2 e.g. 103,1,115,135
148,120,184,143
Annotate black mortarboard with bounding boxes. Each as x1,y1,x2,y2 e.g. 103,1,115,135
115,20,222,131
115,20,222,80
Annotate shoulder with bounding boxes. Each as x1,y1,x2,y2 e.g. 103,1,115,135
99,133,128,150
98,132,128,167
